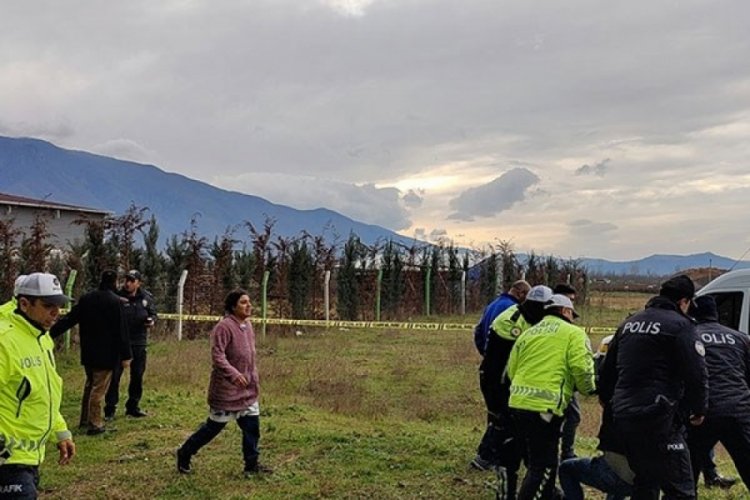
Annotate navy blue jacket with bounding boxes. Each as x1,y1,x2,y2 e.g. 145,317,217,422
474,292,519,356
599,296,708,421
695,317,750,417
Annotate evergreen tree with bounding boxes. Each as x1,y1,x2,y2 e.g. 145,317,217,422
0,217,22,300
289,240,314,318
337,233,364,320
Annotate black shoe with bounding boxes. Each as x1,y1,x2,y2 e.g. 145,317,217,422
244,463,273,477
126,408,148,418
705,474,737,489
104,412,115,422
86,427,106,436
176,447,192,474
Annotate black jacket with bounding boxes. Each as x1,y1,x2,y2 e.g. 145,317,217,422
118,288,157,346
599,296,708,421
695,318,750,417
51,285,131,369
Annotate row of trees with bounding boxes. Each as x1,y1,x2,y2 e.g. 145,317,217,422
0,205,588,334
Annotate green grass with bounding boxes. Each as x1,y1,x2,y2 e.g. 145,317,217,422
39,319,743,498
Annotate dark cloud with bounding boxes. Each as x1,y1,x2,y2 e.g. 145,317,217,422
575,158,610,177
402,189,424,208
447,168,540,221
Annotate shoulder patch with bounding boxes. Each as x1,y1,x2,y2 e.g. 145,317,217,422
695,340,706,357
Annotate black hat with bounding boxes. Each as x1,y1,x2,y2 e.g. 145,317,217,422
125,270,142,281
659,275,695,302
690,295,718,322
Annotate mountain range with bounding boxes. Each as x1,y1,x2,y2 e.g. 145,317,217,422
1,135,748,276
0,135,416,248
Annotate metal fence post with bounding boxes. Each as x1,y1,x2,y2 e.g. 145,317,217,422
375,268,383,321
424,267,431,316
460,270,466,316
324,270,331,327
177,270,188,341
63,270,77,351
261,270,269,339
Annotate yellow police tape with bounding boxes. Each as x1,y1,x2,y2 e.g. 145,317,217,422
156,312,616,334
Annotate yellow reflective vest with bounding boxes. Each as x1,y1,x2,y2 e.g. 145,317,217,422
0,311,71,465
0,298,17,321
507,314,596,416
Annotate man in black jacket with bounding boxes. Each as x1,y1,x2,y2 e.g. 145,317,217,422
687,295,750,493
599,275,708,499
51,270,131,435
105,270,158,419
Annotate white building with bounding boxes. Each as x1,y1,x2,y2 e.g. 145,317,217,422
0,192,109,248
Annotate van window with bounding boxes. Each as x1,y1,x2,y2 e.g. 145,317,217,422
708,291,744,331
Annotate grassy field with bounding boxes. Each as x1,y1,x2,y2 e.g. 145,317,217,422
37,292,744,499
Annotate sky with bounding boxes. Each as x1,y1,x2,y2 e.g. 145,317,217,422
1,0,750,261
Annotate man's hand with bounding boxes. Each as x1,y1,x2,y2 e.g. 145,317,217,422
689,414,705,426
57,439,75,465
121,359,132,369
232,374,249,388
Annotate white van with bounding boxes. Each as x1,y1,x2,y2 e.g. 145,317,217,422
695,268,750,334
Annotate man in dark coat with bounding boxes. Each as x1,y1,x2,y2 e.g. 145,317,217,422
687,295,750,494
599,274,708,499
51,270,131,434
105,270,158,419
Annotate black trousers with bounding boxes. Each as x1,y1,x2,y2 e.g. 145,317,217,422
511,409,564,500
560,395,581,459
0,465,39,499
105,344,147,414
687,414,750,489
616,414,695,499
180,414,260,469
478,373,522,463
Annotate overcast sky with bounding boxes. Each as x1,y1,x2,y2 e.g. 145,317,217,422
2,0,750,261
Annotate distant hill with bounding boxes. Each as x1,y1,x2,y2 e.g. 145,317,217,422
580,252,750,276
0,136,418,247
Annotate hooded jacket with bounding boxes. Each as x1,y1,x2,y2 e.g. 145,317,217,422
599,296,708,421
0,311,71,465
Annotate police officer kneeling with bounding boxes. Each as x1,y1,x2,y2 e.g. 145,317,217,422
599,275,708,499
687,295,750,493
507,294,596,500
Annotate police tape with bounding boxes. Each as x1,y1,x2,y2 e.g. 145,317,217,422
156,312,616,334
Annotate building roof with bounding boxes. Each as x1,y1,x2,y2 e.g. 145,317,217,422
0,192,109,215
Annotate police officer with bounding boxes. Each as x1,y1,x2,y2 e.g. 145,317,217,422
472,285,550,481
105,270,158,419
0,273,75,498
686,295,750,492
507,294,596,500
0,275,28,320
599,274,708,499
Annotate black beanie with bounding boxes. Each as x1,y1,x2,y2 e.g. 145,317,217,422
659,274,695,302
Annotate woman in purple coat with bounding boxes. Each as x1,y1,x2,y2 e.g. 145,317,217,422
176,289,272,476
